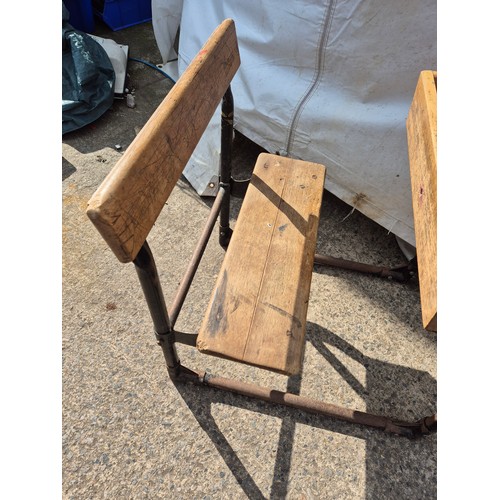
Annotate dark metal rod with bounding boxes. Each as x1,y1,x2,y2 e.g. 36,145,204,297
314,253,406,281
133,242,180,372
169,187,227,326
219,86,234,247
174,366,434,438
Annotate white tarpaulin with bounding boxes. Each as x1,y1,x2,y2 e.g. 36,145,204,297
152,0,436,246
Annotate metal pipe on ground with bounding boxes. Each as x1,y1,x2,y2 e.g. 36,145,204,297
174,366,436,438
314,253,407,281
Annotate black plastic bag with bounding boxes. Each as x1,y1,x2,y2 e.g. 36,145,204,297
62,3,115,134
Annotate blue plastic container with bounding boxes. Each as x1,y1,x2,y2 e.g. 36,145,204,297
64,0,96,33
94,0,152,31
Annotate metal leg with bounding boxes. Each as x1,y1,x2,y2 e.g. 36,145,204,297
219,86,234,248
134,241,180,377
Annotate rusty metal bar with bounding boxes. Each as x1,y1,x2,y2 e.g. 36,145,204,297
314,253,408,282
173,365,436,439
169,187,227,327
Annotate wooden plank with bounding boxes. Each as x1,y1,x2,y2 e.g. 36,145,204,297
406,70,437,331
86,19,240,263
197,153,326,375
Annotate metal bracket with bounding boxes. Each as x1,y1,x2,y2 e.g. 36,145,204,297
155,331,175,346
173,331,198,347
155,330,197,348
201,174,250,199
230,176,251,198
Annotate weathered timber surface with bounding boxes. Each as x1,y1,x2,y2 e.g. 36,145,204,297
197,153,326,375
86,19,240,263
407,70,437,331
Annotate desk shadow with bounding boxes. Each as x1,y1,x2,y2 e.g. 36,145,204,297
62,158,76,181
307,322,437,499
174,322,437,499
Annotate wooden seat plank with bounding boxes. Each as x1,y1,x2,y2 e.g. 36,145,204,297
197,153,325,375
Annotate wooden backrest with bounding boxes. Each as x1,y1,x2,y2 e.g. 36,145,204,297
87,19,240,263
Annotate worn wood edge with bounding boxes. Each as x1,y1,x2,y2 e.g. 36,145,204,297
196,346,297,376
418,70,437,162
86,199,135,263
86,19,240,263
406,70,437,155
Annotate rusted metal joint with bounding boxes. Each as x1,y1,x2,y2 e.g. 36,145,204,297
418,414,437,434
230,177,250,198
167,364,181,379
389,257,418,283
386,414,437,439
170,365,205,384
383,420,416,438
378,268,406,281
155,330,175,346
154,331,181,378
219,226,233,248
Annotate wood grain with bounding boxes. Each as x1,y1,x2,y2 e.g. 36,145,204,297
197,153,326,375
86,19,240,263
406,70,437,331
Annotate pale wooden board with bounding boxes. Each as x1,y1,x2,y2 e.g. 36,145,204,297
87,19,240,263
406,70,437,331
197,153,326,375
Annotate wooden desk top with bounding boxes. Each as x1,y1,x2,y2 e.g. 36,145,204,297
406,71,437,332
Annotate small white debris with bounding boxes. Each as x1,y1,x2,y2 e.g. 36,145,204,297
126,93,136,108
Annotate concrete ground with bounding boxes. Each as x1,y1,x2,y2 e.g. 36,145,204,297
62,19,436,499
